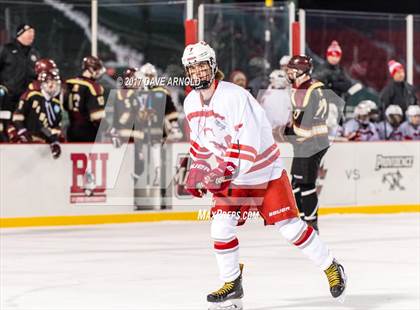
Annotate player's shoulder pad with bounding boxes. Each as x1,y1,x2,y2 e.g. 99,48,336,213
152,86,170,95
66,77,104,97
21,90,43,101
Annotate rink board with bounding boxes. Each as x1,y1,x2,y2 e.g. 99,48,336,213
0,142,419,228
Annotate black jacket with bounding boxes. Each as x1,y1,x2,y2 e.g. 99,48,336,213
0,40,40,98
380,80,417,113
313,62,352,98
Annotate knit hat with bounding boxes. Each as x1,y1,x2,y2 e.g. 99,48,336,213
388,60,404,76
326,40,342,57
16,24,33,38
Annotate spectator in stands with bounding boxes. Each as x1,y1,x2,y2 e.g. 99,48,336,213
376,105,403,141
313,40,352,99
380,60,417,115
399,105,420,140
343,102,379,141
0,24,40,142
229,70,248,89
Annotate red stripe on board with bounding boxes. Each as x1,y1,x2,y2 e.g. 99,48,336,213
214,238,239,250
247,150,280,174
294,226,314,247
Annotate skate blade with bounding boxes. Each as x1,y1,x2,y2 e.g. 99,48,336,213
208,299,243,310
335,273,348,304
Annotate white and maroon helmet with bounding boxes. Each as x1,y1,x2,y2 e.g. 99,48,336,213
182,41,217,89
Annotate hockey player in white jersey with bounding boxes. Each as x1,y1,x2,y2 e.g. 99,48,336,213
376,104,403,140
258,69,292,141
181,41,347,310
343,102,379,141
399,105,420,140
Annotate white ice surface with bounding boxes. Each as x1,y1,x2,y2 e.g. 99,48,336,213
1,213,419,310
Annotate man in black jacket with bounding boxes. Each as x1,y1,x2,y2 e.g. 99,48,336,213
0,24,40,141
380,60,417,115
313,40,352,99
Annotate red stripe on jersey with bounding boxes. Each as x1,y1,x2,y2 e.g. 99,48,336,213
230,143,258,157
190,140,210,152
190,147,211,159
214,238,239,250
225,151,255,162
187,110,225,121
247,149,280,174
294,226,314,247
255,143,278,162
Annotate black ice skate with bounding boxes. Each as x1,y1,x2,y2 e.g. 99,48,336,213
207,264,244,310
324,259,347,302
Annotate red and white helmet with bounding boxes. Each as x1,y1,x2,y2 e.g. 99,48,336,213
182,41,217,89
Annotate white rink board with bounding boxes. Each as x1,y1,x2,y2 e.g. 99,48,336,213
0,144,135,218
167,141,420,210
0,142,419,220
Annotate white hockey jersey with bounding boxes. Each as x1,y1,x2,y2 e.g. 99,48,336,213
376,121,403,141
398,121,420,140
184,81,284,185
343,119,379,141
257,88,292,129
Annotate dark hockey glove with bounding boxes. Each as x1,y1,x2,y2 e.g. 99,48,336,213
50,142,61,159
17,129,32,143
203,161,237,194
185,160,211,198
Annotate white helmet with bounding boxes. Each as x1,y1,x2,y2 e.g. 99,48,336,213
139,63,157,78
359,100,377,112
354,102,369,117
182,41,217,90
269,69,288,89
406,105,420,117
136,63,157,89
385,105,403,118
279,55,291,67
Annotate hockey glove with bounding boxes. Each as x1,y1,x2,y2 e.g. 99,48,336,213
108,128,122,148
185,160,211,198
50,142,61,159
203,162,237,194
17,129,32,143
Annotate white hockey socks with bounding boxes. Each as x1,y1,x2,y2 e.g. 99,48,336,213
211,214,241,282
277,218,333,270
